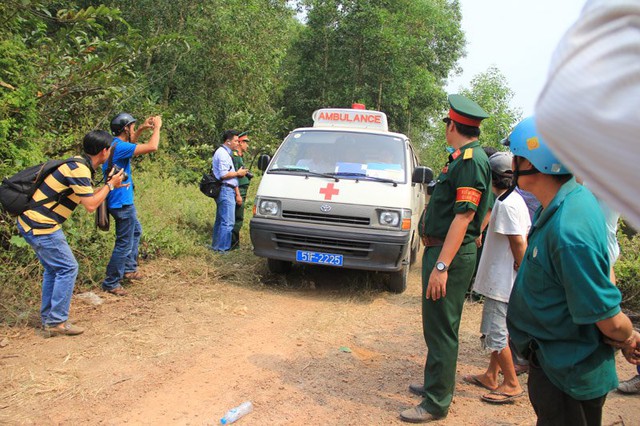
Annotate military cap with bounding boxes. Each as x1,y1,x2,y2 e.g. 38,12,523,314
445,94,489,127
238,131,250,143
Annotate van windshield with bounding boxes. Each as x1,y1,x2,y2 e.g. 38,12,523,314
268,130,406,183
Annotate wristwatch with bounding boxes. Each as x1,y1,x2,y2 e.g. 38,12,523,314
107,182,114,191
435,261,448,272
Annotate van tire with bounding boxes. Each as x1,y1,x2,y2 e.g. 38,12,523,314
387,266,408,293
267,258,292,274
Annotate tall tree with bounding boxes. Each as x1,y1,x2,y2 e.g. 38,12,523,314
0,1,140,176
99,0,298,149
420,66,521,171
283,0,465,140
461,66,521,150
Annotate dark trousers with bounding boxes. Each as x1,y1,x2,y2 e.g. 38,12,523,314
420,242,477,417
231,185,248,250
528,356,606,426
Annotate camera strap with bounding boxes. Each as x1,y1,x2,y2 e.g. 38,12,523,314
104,141,118,184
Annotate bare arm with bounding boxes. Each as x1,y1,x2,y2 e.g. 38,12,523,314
599,313,640,365
426,210,475,300
79,169,127,213
133,116,162,156
507,234,527,270
475,207,491,248
598,312,634,343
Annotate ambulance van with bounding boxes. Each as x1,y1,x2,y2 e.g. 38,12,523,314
249,105,433,293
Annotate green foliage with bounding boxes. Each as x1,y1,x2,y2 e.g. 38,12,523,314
461,66,522,149
0,159,219,325
2,0,638,326
98,0,298,153
285,0,464,139
420,67,521,172
616,225,640,312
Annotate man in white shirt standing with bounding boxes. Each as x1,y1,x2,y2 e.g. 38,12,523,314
464,152,531,403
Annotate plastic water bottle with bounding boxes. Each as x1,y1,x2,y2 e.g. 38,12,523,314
220,401,253,424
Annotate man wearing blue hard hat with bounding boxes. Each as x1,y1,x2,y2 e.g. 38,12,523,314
504,117,639,425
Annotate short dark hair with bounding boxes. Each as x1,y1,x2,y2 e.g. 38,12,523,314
83,130,112,155
452,121,481,138
483,146,498,158
491,171,513,190
222,129,239,144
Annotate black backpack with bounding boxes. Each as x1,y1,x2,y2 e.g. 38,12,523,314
199,146,227,199
0,157,89,216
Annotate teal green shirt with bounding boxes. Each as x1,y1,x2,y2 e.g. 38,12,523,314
507,178,621,400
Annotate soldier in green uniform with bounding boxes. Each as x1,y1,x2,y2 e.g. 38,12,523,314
231,132,251,250
401,95,492,423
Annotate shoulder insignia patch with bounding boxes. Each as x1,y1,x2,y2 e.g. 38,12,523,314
463,149,473,160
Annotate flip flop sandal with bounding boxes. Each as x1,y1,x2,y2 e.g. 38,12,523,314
462,375,498,391
481,391,525,404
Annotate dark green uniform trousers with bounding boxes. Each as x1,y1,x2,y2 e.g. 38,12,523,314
230,185,248,250
420,241,477,417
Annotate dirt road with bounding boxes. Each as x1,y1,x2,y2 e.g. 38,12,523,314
1,253,638,425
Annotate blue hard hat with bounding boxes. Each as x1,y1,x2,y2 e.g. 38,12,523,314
503,116,569,175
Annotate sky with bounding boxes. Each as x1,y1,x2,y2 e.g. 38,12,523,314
446,0,587,116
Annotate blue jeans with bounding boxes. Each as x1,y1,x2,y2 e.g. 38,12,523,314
103,204,142,290
211,186,235,251
17,223,78,327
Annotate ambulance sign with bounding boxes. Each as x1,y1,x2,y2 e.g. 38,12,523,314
312,108,388,132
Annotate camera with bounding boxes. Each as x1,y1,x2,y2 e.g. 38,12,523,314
245,170,254,180
109,165,128,182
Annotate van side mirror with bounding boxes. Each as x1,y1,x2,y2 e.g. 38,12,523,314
257,154,271,171
412,166,433,184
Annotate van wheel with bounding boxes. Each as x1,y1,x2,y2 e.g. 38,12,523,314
387,266,408,293
267,258,292,274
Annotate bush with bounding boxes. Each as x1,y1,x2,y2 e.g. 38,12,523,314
0,155,227,325
616,224,640,313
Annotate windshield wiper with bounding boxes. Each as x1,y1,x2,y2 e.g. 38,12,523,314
269,167,339,181
331,172,398,187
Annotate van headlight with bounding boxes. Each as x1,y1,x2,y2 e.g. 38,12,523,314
258,199,280,216
378,210,400,227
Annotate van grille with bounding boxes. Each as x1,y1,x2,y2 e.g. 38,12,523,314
282,210,370,225
274,233,371,257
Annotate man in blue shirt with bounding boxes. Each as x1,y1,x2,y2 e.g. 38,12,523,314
505,117,639,425
102,113,162,296
211,130,246,251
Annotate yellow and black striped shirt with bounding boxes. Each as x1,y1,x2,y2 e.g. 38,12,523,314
18,157,94,235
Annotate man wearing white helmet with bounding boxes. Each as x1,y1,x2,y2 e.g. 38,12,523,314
505,116,639,425
465,151,530,404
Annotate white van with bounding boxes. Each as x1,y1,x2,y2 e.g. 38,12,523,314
249,105,433,292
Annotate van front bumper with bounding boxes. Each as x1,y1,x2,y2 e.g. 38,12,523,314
250,217,410,272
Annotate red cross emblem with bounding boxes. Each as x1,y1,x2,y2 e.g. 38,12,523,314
319,183,340,200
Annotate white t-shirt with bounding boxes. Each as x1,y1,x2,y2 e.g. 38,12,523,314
473,191,531,303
